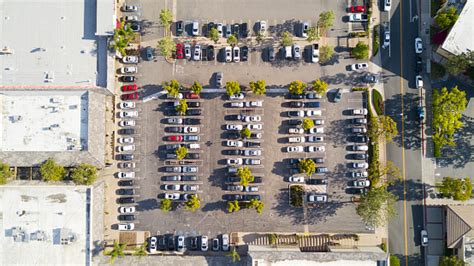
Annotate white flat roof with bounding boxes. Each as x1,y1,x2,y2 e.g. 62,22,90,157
0,90,88,152
0,186,90,266
0,0,100,87
442,0,474,56
96,0,117,36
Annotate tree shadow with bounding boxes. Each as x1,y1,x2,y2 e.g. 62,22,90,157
136,198,159,212
320,72,367,87
305,202,344,224
388,179,426,202
327,119,349,147
436,114,474,168
271,188,305,224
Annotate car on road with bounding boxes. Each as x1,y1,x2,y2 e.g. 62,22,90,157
350,5,366,13
416,75,423,89
421,230,428,247
286,146,304,153
184,44,191,59
308,193,328,203
225,46,232,62
306,146,325,152
415,37,423,54
289,176,305,183
352,162,369,169
348,13,368,22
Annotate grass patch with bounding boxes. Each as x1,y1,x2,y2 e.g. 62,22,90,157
431,61,446,80
372,89,384,115
373,25,380,57
434,142,441,158
353,87,369,92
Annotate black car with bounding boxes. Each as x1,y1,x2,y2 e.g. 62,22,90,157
207,45,215,61
241,23,248,37
289,168,300,175
167,110,181,116
312,157,325,164
187,101,201,108
364,73,379,84
246,141,260,147
120,76,137,82
185,153,200,159
288,119,303,126
224,149,243,155
190,237,198,250
415,56,423,73
158,236,167,251
289,101,303,108
251,176,263,183
118,180,134,187
305,102,320,108
118,214,135,221
232,23,240,37
224,194,242,201
288,93,304,99
207,22,216,34
242,194,261,201
117,154,134,161
268,47,275,61
118,128,135,135
288,158,300,166
176,21,184,36
166,144,181,150
350,135,368,143
226,132,241,139
165,127,182,133
226,176,241,183
350,153,368,160
167,235,175,251
225,114,242,121
241,46,248,61
117,188,135,196
182,175,198,181
145,47,154,61
347,187,369,195
307,178,328,185
186,109,202,116
117,197,135,204
184,118,201,125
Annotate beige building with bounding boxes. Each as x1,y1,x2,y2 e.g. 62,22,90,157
446,205,474,264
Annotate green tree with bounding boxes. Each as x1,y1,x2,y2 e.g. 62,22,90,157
0,162,13,185
190,81,203,94
319,45,334,64
226,81,241,96
160,198,172,212
71,164,97,185
352,42,369,59
312,79,328,96
439,255,466,266
249,198,264,214
133,242,148,257
435,7,459,30
227,247,241,262
306,26,318,42
175,146,188,160
445,54,469,76
439,177,472,201
302,117,315,130
175,99,188,115
298,159,316,176
368,160,401,187
159,9,173,28
281,31,294,46
356,186,398,227
238,166,254,186
227,34,238,46
249,80,266,95
163,80,181,97
40,158,66,182
227,200,240,213
432,87,467,150
256,31,264,43
240,127,251,139
390,255,401,266
367,115,398,142
157,36,176,58
288,80,306,95
184,195,201,211
109,21,135,56
317,11,335,30
208,28,219,43
105,241,126,264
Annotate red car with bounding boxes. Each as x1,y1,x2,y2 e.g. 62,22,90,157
121,93,139,100
185,92,200,99
167,135,183,141
176,43,184,59
350,6,366,13
121,84,138,92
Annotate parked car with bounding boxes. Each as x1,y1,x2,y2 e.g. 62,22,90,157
311,43,320,63
352,162,369,169
176,43,184,59
244,158,261,165
288,110,304,117
352,118,367,124
164,193,180,200
289,128,304,134
118,214,135,221
145,47,154,61
118,223,135,231
216,72,223,88
306,146,325,152
192,21,199,36
120,76,137,83
241,46,248,61
416,75,423,89
176,21,184,36
289,101,303,108
289,176,305,183
193,45,201,61
233,46,240,62
122,4,138,12
350,179,370,187
352,145,369,151
225,46,232,62
122,55,138,64
119,66,138,74
119,206,136,214
415,37,423,54
348,13,368,22
351,127,367,133
201,236,209,251
308,127,324,134
351,63,369,71
117,197,135,204
121,93,139,100
301,22,309,38
207,45,215,60
350,5,366,13
351,108,368,115
351,171,369,178
119,101,135,109
308,193,328,203
184,44,191,59
286,146,304,153
293,45,301,60
421,230,429,247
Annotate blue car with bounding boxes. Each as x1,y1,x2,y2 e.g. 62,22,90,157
305,102,320,108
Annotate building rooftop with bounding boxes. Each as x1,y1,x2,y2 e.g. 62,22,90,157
0,186,91,266
0,0,110,88
441,0,474,56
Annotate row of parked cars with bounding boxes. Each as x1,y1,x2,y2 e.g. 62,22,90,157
148,234,230,253
161,92,203,200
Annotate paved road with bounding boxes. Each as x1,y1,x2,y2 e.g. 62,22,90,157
379,0,425,265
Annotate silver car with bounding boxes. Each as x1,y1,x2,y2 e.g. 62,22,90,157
184,44,192,60
193,45,201,61
293,45,301,60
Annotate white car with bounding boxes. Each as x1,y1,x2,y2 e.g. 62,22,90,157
217,23,224,37
384,0,392,12
301,22,309,38
122,4,138,12
168,118,183,124
118,111,138,118
226,140,244,147
308,194,328,203
244,101,263,107
351,171,369,178
351,63,369,71
353,145,369,151
119,102,136,109
149,237,157,253
352,162,369,169
244,149,261,156
289,175,305,183
293,45,301,60
289,128,304,134
187,143,200,149
117,145,135,152
122,56,138,64
201,236,209,251
226,124,243,131
164,193,180,200
309,127,324,134
123,16,138,22
383,30,390,48
183,126,199,133
225,46,232,63
415,37,423,54
306,110,322,117
230,102,244,108
313,119,324,125
192,21,199,36
307,136,324,142
259,20,267,33
222,234,230,251
119,120,136,127
351,108,368,115
118,223,135,231
119,206,136,214
117,172,135,179
421,230,428,247
119,66,138,74
352,179,371,187
193,45,201,61
184,44,192,59
167,92,183,100
416,75,423,89
118,137,134,144
312,44,320,63
164,184,181,191
227,158,243,166
286,146,304,153
233,46,240,62
229,93,245,100
247,124,263,130
288,136,305,143
348,13,368,22
244,115,261,122
244,185,259,192
306,146,325,152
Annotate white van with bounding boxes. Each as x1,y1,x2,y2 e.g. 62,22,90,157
285,46,292,59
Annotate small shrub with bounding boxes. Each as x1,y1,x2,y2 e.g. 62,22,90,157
373,25,380,56
390,255,400,266
352,87,368,91
372,89,384,115
290,185,304,207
